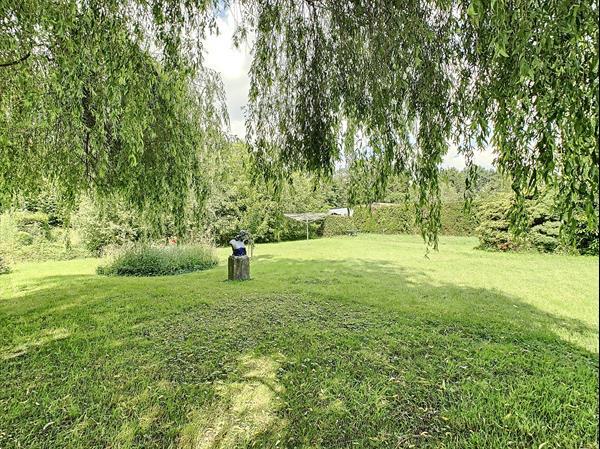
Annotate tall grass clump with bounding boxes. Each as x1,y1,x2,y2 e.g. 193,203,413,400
97,244,218,276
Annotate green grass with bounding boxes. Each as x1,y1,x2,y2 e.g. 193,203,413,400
1,235,598,448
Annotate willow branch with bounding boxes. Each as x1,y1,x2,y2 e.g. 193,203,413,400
0,51,31,68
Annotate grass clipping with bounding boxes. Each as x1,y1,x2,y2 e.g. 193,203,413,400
180,354,286,449
97,244,218,277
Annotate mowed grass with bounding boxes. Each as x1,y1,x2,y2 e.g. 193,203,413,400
0,235,598,448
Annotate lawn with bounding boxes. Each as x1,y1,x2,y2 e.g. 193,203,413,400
1,235,598,448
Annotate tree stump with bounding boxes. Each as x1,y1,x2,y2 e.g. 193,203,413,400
228,255,250,281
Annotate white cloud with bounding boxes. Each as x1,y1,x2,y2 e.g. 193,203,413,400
203,11,251,138
441,143,496,170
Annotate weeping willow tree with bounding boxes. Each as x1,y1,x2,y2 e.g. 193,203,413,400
1,0,598,245
0,0,227,232
242,0,598,246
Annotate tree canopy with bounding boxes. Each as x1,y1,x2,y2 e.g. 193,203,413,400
1,0,227,231
1,0,597,245
242,0,598,245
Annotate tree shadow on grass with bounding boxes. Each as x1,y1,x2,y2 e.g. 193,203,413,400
0,258,597,448
270,257,598,347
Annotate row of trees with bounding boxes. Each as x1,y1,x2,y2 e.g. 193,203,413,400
0,139,531,260
1,143,596,263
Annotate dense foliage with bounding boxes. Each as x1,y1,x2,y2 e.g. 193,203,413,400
3,147,594,258
73,197,145,255
0,143,514,261
201,146,501,243
323,167,502,238
476,193,598,254
97,244,217,276
0,210,88,262
324,202,478,237
201,142,336,244
1,0,227,231
243,0,599,247
1,1,597,246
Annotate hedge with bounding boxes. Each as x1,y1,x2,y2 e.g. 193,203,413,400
322,216,357,237
323,202,477,237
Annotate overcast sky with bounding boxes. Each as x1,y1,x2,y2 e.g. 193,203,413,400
203,11,495,171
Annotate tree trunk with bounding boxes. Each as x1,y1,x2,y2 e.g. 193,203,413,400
228,255,250,281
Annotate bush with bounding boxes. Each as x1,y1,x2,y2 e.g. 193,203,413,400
97,244,218,276
73,198,143,255
475,194,524,251
572,217,599,256
529,221,561,252
0,256,10,275
475,193,599,254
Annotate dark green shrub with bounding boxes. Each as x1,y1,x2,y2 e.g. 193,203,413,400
21,191,63,226
527,196,562,251
475,194,524,251
571,215,599,255
97,244,218,276
475,193,598,254
529,221,561,252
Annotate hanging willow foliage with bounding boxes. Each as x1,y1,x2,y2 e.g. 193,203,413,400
240,0,598,247
1,0,598,245
0,0,227,232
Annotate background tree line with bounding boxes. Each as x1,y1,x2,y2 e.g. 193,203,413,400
1,140,596,265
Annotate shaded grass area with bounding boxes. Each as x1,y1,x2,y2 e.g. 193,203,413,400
0,235,598,448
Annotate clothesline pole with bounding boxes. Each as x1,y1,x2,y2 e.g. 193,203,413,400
306,218,309,240
282,213,327,241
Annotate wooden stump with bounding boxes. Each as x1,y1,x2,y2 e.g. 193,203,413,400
228,255,250,281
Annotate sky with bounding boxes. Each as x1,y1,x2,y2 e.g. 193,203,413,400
203,11,495,171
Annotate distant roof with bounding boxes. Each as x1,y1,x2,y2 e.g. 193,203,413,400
328,207,353,216
283,212,328,222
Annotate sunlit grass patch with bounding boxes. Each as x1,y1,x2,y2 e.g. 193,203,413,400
180,354,286,449
2,327,70,360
